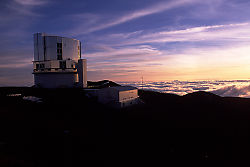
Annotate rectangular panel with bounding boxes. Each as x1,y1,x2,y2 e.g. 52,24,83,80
33,34,39,61
33,33,45,61
45,36,57,60
50,60,59,68
62,38,79,60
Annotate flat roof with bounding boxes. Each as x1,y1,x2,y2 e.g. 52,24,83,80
108,86,137,91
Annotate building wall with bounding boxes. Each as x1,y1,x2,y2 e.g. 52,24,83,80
33,33,86,88
34,33,45,61
44,36,57,60
77,59,87,88
34,33,80,61
33,60,77,70
97,87,138,108
50,60,60,69
119,98,139,108
62,37,80,61
34,73,78,88
98,95,139,109
98,88,119,104
119,89,138,102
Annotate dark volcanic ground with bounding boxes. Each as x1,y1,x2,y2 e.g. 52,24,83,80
1,87,250,166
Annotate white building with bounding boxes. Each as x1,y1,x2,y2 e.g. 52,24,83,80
33,33,87,88
98,86,139,108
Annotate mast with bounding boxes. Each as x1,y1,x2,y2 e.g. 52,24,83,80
141,76,144,90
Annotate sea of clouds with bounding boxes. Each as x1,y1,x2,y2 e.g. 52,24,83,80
119,80,250,98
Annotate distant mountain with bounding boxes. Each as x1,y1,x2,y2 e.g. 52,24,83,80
183,91,221,98
183,91,221,102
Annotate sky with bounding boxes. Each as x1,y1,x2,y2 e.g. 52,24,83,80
2,0,250,86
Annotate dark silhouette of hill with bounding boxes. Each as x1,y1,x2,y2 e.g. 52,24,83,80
183,90,221,99
1,84,250,166
87,80,120,88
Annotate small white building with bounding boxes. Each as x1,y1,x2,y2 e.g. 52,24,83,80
98,86,139,108
33,33,87,88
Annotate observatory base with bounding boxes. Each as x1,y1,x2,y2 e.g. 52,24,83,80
34,73,79,88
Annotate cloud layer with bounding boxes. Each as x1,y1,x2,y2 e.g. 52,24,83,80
120,80,250,97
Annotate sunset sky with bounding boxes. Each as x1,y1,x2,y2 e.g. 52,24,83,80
1,0,250,86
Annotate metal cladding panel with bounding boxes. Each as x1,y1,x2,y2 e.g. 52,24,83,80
77,59,87,88
50,60,59,68
34,33,81,61
44,61,51,68
34,73,78,88
33,33,84,88
66,60,71,68
66,60,76,68
33,33,45,61
34,34,38,61
98,88,119,104
83,59,87,87
62,38,80,61
45,36,57,60
119,89,138,102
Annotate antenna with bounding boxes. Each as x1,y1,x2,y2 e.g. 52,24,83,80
141,76,144,90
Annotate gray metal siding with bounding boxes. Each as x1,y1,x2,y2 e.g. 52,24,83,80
62,38,79,60
45,36,57,60
77,59,87,88
33,33,86,88
34,33,80,61
34,33,45,61
34,73,78,88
